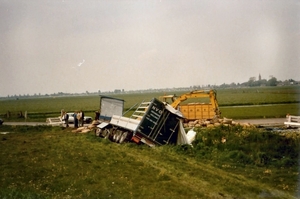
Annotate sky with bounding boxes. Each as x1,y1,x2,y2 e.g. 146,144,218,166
0,0,299,96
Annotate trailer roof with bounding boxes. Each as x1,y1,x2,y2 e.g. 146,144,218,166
99,95,125,101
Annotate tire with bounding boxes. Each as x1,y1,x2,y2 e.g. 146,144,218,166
115,130,123,143
119,132,128,144
95,128,101,137
110,128,117,142
112,130,120,143
108,128,117,142
103,129,110,139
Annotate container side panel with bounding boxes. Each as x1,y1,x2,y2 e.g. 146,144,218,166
137,98,164,137
151,112,180,145
100,97,124,120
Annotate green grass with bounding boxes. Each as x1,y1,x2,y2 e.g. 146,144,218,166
0,86,299,122
220,103,299,119
217,86,300,106
0,125,299,199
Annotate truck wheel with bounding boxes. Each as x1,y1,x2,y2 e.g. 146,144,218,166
119,132,128,144
95,128,101,137
112,129,119,142
114,130,123,143
109,128,117,141
113,132,117,142
102,128,110,139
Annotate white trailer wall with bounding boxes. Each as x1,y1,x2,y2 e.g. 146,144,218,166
100,96,124,120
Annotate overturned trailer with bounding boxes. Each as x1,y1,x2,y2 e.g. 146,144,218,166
95,98,189,147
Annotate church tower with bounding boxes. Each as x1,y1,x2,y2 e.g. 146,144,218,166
259,73,261,81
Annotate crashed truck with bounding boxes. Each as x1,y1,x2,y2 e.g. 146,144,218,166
95,97,191,147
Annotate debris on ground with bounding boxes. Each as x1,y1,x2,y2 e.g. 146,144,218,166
183,117,253,128
71,120,100,133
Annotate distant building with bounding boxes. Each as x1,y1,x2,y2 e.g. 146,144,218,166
258,74,261,81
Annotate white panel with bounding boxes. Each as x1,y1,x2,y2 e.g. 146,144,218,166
100,97,124,118
110,115,140,131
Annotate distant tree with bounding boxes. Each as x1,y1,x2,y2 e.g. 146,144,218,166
289,79,296,83
248,77,256,87
219,83,230,88
267,77,277,86
230,82,236,87
249,77,256,81
260,79,267,86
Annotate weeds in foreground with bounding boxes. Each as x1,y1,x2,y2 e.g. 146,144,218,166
187,125,300,168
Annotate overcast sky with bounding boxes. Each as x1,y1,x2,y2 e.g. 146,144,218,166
0,0,299,96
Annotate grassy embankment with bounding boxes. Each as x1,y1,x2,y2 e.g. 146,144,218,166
0,124,299,198
0,86,299,122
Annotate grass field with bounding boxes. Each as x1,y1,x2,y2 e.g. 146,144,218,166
0,125,299,199
0,86,299,121
0,86,299,198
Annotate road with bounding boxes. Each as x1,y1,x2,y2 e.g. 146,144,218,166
2,122,91,127
2,122,47,126
2,118,287,127
234,118,286,126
